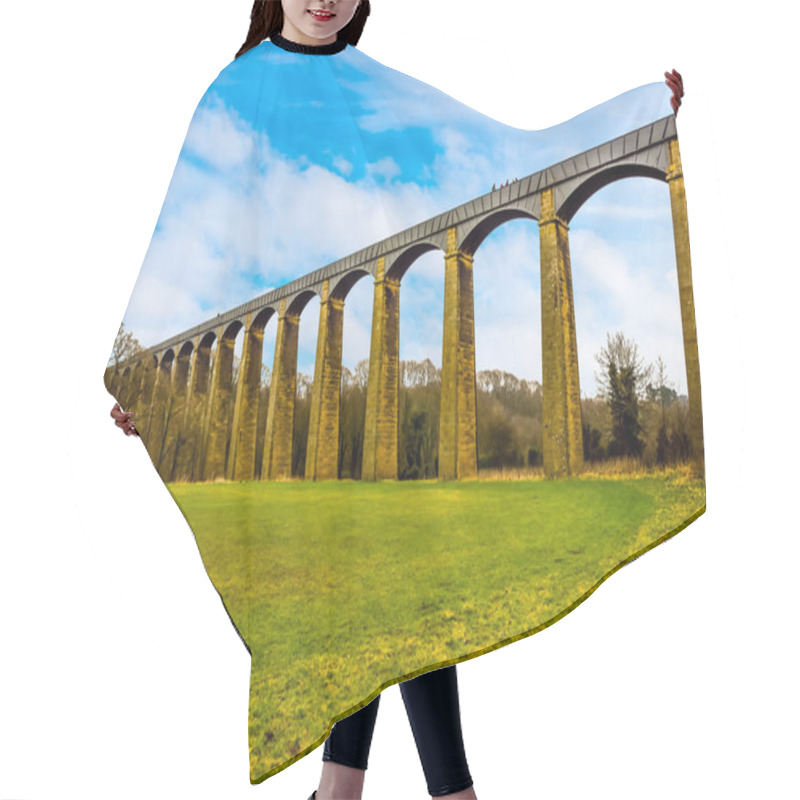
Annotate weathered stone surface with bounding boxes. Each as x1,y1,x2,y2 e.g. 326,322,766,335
667,138,704,472
205,330,235,482
230,314,265,481
262,300,300,481
539,188,584,478
363,257,400,481
306,281,345,481
439,227,478,481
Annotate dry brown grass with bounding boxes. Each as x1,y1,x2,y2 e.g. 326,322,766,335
476,458,702,482
578,458,700,481
477,465,547,481
177,460,702,485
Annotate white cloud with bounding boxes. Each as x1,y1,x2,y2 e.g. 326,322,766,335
472,222,542,382
337,57,487,135
183,93,257,170
121,84,687,402
570,228,686,396
365,156,401,182
331,154,353,177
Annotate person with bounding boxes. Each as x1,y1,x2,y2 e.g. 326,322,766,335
109,2,685,798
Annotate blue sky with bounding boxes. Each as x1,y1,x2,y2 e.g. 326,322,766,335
120,41,683,397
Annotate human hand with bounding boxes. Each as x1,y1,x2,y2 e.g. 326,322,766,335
110,402,139,436
665,68,684,115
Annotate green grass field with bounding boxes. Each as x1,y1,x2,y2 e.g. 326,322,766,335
167,470,704,782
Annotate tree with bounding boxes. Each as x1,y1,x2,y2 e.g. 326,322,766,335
649,355,675,465
582,422,605,462
656,423,671,465
110,322,143,367
594,332,652,459
339,360,368,479
260,363,271,389
291,373,313,476
646,355,679,408
232,354,241,388
398,359,440,479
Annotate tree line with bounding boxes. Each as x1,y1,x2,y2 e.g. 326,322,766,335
112,323,692,479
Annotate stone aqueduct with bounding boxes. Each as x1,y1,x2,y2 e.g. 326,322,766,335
105,116,703,483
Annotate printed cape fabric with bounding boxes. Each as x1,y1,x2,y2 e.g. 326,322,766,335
104,33,706,785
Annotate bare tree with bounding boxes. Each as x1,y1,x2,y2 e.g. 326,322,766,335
594,331,653,401
110,322,143,367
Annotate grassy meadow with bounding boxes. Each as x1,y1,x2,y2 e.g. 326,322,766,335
167,468,704,782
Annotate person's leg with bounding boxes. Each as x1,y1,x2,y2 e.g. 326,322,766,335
315,694,381,800
400,665,476,798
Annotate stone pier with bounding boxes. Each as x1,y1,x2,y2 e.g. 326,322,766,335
539,187,584,478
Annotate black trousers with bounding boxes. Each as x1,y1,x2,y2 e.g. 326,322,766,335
322,664,474,797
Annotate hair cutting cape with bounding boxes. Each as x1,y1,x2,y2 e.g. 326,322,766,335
104,33,706,784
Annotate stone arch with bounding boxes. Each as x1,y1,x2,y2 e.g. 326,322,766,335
328,268,373,481
303,270,372,483
286,289,318,317
331,268,370,302
261,290,318,481
464,209,544,474
561,168,685,469
177,340,193,359
251,306,276,332
222,319,244,341
558,164,666,223
198,330,216,351
227,308,278,482
459,207,537,256
385,242,440,283
156,348,175,369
